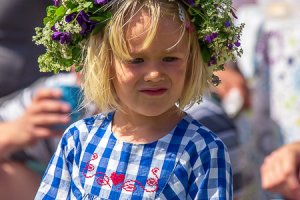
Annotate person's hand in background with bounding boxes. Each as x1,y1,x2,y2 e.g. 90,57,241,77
260,142,300,200
0,88,71,158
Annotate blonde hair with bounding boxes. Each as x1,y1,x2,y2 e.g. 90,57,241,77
82,0,209,112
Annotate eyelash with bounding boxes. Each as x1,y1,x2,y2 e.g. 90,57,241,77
127,58,144,64
127,57,178,64
162,57,178,62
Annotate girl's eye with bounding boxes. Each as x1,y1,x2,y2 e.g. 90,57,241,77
162,57,178,62
127,58,144,64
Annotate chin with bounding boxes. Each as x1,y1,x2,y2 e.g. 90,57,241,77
136,105,179,117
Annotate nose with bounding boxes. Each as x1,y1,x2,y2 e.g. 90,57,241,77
144,70,165,82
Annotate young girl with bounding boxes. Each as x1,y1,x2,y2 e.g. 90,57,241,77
34,0,243,199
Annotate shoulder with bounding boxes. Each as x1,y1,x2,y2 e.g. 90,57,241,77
160,114,232,199
183,113,224,146
180,114,230,167
185,98,239,152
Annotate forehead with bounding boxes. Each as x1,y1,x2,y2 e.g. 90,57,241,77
125,9,188,53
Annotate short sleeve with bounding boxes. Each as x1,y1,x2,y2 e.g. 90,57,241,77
35,129,76,200
187,139,232,199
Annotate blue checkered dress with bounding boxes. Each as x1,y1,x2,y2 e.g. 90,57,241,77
35,112,232,200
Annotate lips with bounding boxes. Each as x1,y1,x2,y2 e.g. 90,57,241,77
140,88,167,96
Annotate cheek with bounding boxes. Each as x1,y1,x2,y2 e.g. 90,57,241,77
112,58,137,84
174,63,188,94
112,67,138,93
115,70,136,85
172,62,188,82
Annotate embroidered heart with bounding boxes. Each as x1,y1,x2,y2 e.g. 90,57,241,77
110,172,125,185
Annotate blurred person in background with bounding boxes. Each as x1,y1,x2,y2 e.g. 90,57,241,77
234,0,300,199
214,62,251,118
209,62,256,200
0,1,54,199
0,0,51,100
0,74,77,200
261,141,300,200
0,0,57,199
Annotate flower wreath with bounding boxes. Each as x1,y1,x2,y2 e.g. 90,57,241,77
33,0,244,85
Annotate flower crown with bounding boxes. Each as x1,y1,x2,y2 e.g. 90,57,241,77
33,0,244,85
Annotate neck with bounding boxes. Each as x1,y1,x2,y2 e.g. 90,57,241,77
112,106,185,144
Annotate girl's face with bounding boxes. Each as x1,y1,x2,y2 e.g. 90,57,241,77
112,9,189,117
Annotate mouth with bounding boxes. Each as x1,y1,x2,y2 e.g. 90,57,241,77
140,88,168,96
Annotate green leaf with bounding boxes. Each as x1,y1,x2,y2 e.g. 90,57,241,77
75,65,83,72
65,1,78,10
83,2,93,8
46,6,57,17
55,6,66,17
200,44,211,63
89,16,106,21
71,8,79,13
72,47,81,58
43,17,51,25
92,23,106,35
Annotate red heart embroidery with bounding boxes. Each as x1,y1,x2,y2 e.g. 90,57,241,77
110,172,125,185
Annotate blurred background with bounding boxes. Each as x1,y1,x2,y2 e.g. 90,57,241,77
226,0,300,199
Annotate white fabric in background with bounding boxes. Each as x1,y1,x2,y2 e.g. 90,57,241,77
235,5,264,79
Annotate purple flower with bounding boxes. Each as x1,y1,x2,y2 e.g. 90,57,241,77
204,32,218,43
65,11,97,36
94,0,109,4
211,32,218,39
78,11,97,35
52,31,72,44
205,35,213,43
224,21,231,27
182,0,202,9
185,0,195,5
234,41,241,47
51,25,57,32
208,56,217,66
65,13,77,23
227,43,233,50
53,0,59,7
